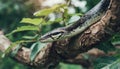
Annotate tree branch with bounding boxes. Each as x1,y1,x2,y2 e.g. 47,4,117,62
0,0,120,68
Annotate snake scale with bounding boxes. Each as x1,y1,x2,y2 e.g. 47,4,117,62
40,0,110,42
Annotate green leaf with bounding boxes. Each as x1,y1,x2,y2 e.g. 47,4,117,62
34,8,54,16
102,59,120,69
68,15,80,24
58,63,82,69
6,26,39,36
112,41,120,46
10,44,21,57
93,56,117,69
30,42,47,61
5,40,36,57
21,18,44,25
55,18,63,22
51,4,66,10
44,18,63,25
22,35,38,40
5,41,23,54
34,4,67,16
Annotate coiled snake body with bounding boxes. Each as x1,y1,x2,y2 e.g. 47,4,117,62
40,0,110,42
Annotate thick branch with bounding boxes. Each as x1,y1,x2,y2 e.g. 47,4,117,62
0,0,120,68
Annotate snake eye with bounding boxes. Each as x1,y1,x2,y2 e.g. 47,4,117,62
50,32,63,40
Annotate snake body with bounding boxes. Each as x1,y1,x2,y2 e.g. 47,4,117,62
40,0,110,42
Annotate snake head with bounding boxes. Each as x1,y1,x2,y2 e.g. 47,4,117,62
39,28,67,43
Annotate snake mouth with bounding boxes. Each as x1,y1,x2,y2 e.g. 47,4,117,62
39,35,53,43
39,38,45,42
39,37,49,43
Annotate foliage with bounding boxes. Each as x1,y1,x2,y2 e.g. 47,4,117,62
34,4,67,16
57,63,82,69
21,18,44,25
30,41,47,61
0,0,33,69
0,0,120,69
0,56,30,69
0,0,28,33
93,56,117,69
102,59,120,69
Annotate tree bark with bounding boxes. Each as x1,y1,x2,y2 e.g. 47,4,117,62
0,0,120,68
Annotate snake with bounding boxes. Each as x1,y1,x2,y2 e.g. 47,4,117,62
39,0,110,43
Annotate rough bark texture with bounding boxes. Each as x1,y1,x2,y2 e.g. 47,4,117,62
0,0,120,68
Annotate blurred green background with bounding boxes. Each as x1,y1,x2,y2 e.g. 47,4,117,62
0,0,120,69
